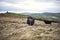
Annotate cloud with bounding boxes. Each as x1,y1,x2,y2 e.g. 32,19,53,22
0,6,25,11
36,0,60,6
36,0,60,2
0,0,60,13
0,0,25,3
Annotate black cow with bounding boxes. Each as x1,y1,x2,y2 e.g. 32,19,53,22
27,16,35,26
44,20,52,24
27,16,60,26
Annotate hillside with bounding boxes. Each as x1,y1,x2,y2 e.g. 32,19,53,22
30,13,60,18
0,12,28,18
0,12,60,40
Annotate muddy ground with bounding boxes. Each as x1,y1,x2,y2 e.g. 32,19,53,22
0,17,60,40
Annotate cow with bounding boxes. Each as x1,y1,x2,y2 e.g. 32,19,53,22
27,16,60,26
27,16,35,26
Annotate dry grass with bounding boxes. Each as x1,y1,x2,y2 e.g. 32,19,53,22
0,17,60,40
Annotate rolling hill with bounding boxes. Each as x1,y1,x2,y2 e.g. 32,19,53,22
30,13,60,18
0,12,28,18
0,12,60,40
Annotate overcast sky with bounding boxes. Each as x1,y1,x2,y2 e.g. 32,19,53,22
0,0,60,13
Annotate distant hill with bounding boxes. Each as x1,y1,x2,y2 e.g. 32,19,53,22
0,12,60,19
42,13,60,18
0,12,28,18
30,13,60,19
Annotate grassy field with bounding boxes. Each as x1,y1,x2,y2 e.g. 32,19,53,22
0,13,60,40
